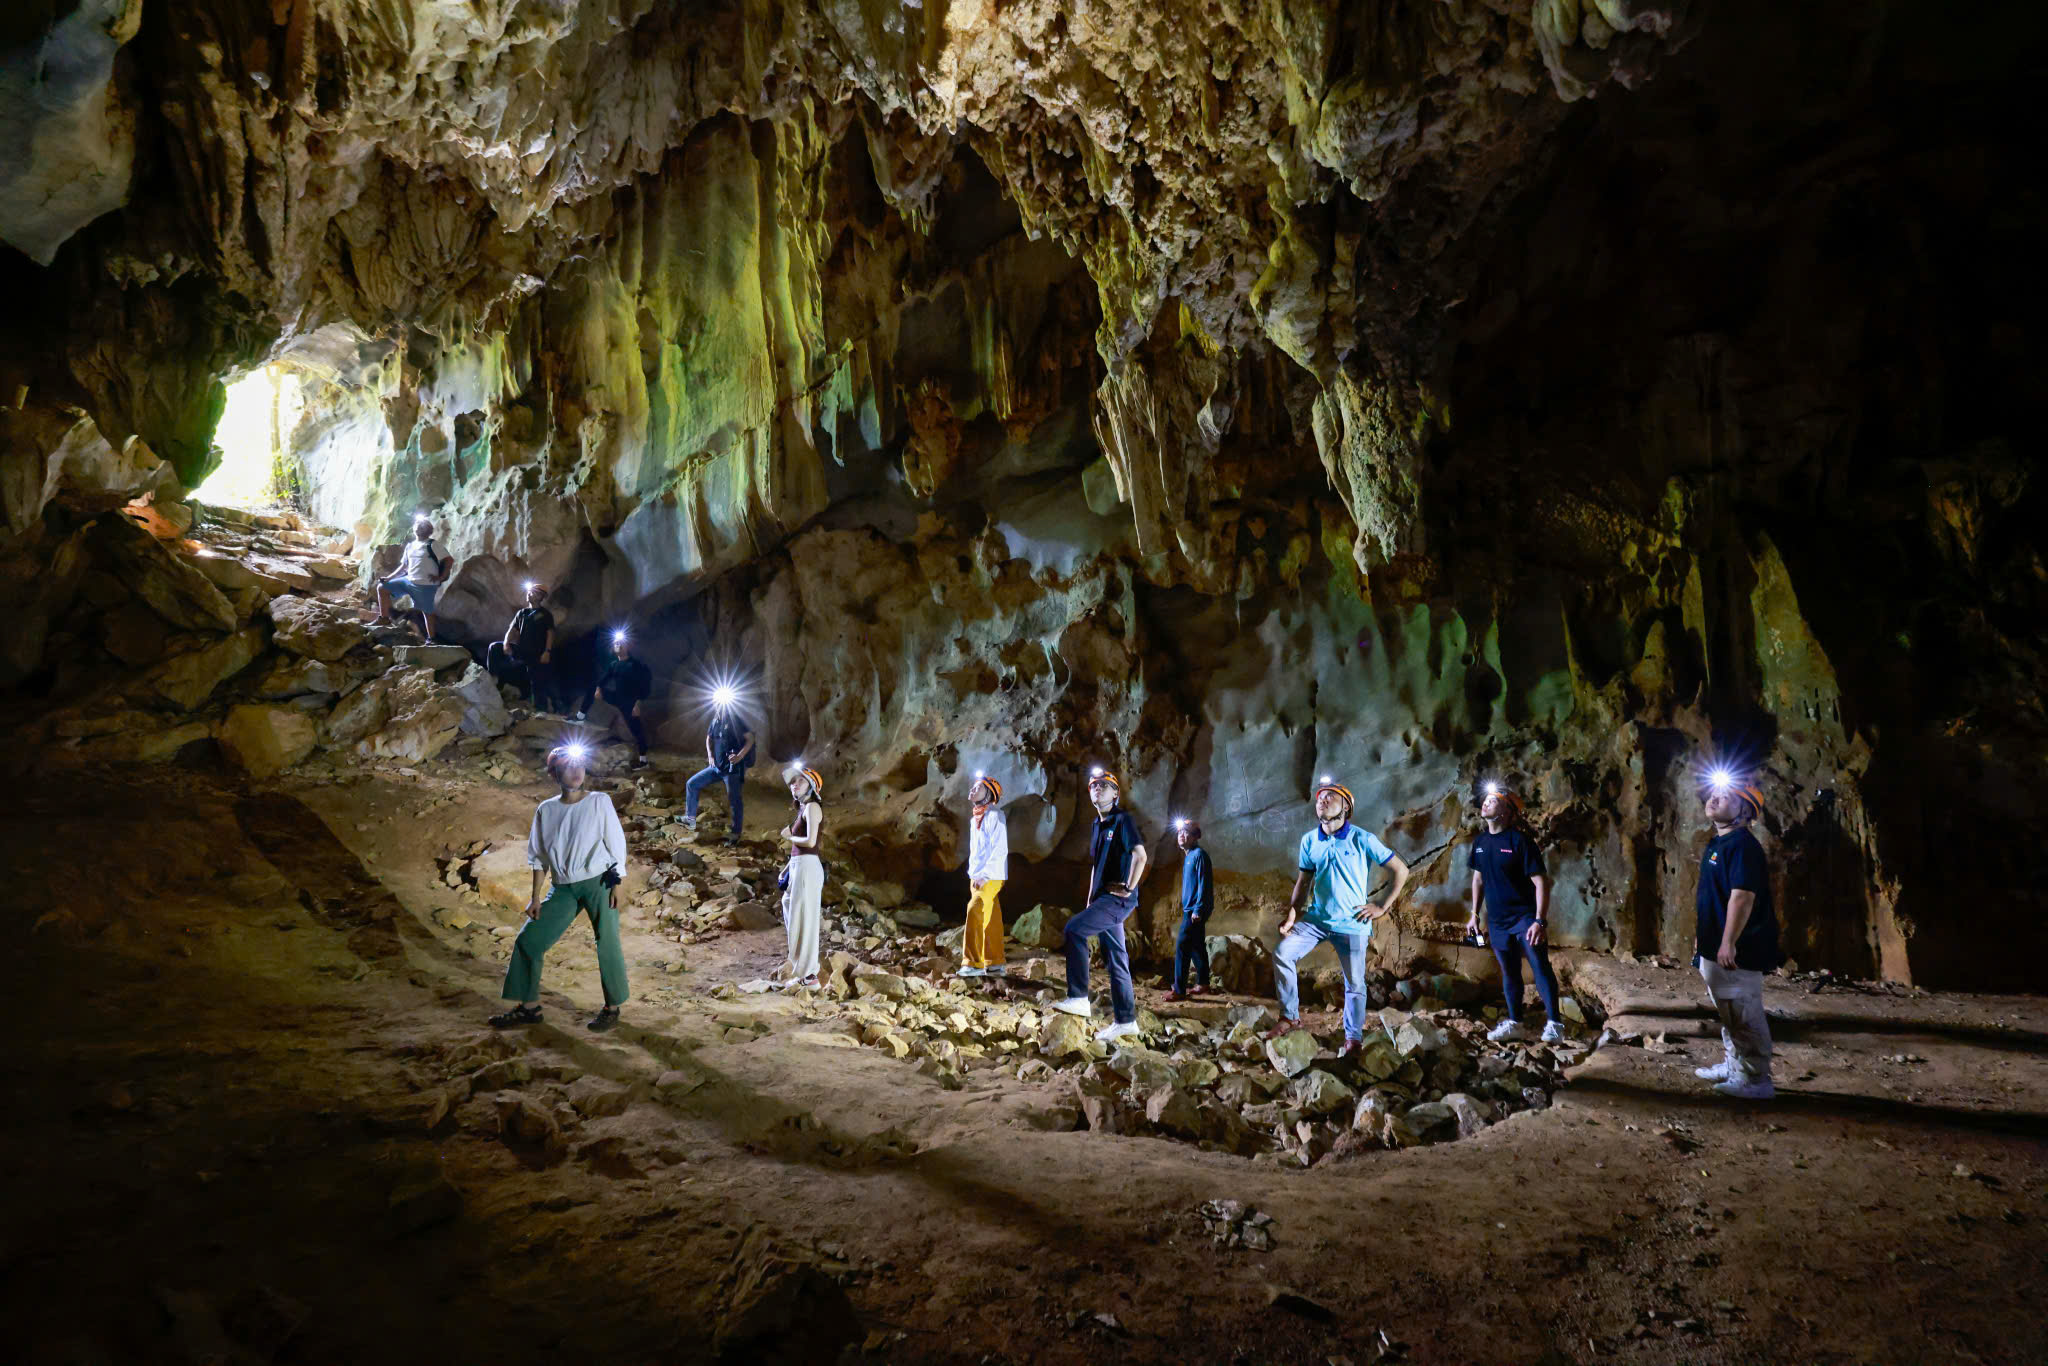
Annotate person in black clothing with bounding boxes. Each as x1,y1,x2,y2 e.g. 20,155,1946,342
485,582,558,712
1464,784,1566,1043
1694,773,1782,1100
590,630,655,768
1049,767,1149,1044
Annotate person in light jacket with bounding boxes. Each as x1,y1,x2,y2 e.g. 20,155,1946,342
491,743,629,1033
779,765,826,989
957,772,1010,979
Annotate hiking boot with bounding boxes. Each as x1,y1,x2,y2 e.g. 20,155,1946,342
585,1006,620,1034
490,1004,542,1029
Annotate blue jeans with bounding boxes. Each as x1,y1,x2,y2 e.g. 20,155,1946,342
1274,920,1372,1039
1172,911,1210,992
684,765,744,836
1062,890,1138,1024
382,577,439,613
1491,920,1560,1022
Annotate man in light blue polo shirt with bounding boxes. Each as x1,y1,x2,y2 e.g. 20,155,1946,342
1271,776,1410,1053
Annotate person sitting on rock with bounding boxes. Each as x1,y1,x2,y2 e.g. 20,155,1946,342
586,630,655,769
778,765,826,990
1465,784,1566,1044
1050,767,1148,1044
683,694,754,845
485,581,557,712
957,772,1009,979
1693,771,1782,1101
1272,777,1410,1057
1165,817,1212,1002
491,743,630,1034
370,516,454,641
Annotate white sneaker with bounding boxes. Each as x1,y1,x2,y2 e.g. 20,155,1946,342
1694,1060,1736,1082
1050,996,1092,1018
1095,1021,1141,1044
1488,1020,1531,1043
1540,1021,1568,1044
1713,1077,1775,1101
955,965,984,978
982,965,1007,977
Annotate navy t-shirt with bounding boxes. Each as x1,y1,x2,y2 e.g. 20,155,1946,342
1089,808,1143,898
1695,827,1782,971
708,714,753,772
1468,828,1546,929
598,654,652,705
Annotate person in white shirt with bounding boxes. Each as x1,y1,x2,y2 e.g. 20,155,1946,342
778,765,826,989
371,516,455,641
490,744,630,1032
957,772,1010,979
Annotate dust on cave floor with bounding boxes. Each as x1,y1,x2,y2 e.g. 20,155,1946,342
2,764,2046,1366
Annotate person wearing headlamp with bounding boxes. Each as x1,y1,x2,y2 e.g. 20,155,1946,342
370,516,454,641
1049,767,1148,1043
587,629,654,769
485,581,558,713
956,772,1010,979
1694,771,1782,1100
489,742,629,1033
1272,776,1409,1054
1164,818,1212,1002
683,686,754,845
1465,783,1565,1043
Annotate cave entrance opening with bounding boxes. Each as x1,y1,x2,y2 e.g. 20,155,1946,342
192,364,307,509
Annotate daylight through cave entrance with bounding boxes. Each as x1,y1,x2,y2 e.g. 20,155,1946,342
191,364,305,509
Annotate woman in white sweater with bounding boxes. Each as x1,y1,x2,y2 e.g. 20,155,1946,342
779,765,826,989
491,744,630,1032
957,771,1009,978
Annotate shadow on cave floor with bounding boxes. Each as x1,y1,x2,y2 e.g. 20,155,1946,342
6,766,2048,1366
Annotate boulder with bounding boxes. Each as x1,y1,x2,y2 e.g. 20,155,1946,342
1442,1092,1493,1138
1392,1018,1450,1058
142,627,264,710
853,971,910,1000
449,663,510,737
1288,1069,1356,1116
268,593,366,661
357,666,465,761
1141,1085,1203,1139
93,515,238,633
1351,1088,1400,1134
396,643,472,671
101,600,171,666
323,673,395,746
1264,1028,1322,1078
1352,1036,1401,1082
252,654,363,700
1038,1012,1094,1060
1009,903,1070,950
218,703,318,779
1402,1101,1458,1143
892,905,940,929
565,1076,633,1119
1207,934,1273,994
725,900,781,931
471,843,535,911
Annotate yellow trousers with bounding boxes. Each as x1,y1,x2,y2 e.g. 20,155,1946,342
964,879,1006,968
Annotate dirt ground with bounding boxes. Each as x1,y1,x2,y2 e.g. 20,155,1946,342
4,760,2046,1366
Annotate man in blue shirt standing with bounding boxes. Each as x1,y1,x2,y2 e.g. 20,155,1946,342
1694,773,1782,1100
1165,818,1212,1002
1464,783,1567,1043
1050,767,1149,1044
1273,777,1409,1054
683,691,754,846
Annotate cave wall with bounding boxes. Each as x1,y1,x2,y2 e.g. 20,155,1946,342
1,0,2042,988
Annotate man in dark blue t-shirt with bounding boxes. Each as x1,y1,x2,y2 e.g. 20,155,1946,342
1165,818,1212,1002
683,700,754,845
1050,767,1148,1043
1694,775,1781,1100
1464,784,1566,1043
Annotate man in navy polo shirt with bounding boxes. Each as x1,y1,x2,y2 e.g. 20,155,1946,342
1694,772,1782,1100
1050,767,1149,1044
1165,817,1212,1002
1272,776,1410,1053
1464,783,1566,1043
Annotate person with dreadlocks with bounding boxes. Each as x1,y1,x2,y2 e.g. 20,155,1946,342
957,771,1010,979
1694,770,1782,1100
1272,775,1410,1055
489,743,629,1033
777,764,827,990
1465,783,1566,1043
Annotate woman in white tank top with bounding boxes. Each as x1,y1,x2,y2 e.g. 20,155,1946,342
779,765,826,989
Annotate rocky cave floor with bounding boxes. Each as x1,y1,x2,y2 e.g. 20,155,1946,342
4,753,2047,1365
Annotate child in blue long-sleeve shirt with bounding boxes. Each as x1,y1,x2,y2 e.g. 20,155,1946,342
1166,819,1213,1001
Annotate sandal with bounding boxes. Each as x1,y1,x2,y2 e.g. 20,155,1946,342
490,1003,542,1028
585,1006,621,1033
1262,1018,1304,1041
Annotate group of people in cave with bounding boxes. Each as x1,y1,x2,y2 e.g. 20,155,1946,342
402,536,1779,1102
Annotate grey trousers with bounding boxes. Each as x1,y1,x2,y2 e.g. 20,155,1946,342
1699,959,1773,1081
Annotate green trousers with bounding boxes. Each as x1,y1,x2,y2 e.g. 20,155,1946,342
500,875,628,1008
